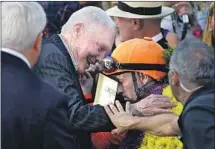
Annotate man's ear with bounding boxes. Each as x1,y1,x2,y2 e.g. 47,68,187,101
73,22,85,38
138,72,149,85
208,16,212,29
132,19,142,30
33,32,43,52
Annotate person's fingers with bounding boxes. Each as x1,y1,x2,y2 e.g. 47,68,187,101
155,97,171,103
90,64,97,70
149,95,171,103
125,101,132,113
86,65,96,73
153,102,177,109
111,129,119,135
109,103,119,114
115,100,124,112
111,128,126,136
95,62,103,71
148,94,169,98
153,108,173,115
84,71,92,79
104,105,114,117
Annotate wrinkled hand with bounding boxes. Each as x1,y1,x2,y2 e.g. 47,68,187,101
132,94,176,116
79,71,94,94
104,101,136,135
86,62,103,82
86,62,103,75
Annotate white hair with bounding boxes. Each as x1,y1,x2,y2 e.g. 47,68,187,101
2,2,47,51
61,6,116,34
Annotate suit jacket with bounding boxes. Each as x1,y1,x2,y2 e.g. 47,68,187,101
1,51,78,149
33,34,114,149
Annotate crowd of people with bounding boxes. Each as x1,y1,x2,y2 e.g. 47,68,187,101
1,1,214,149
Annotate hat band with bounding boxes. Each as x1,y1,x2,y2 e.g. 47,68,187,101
118,2,162,15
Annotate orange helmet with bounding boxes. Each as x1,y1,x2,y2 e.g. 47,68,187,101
104,37,167,80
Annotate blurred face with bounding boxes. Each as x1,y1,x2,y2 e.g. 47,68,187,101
168,69,183,103
176,2,191,15
209,13,214,36
114,17,135,42
113,72,145,102
75,25,115,73
114,73,137,102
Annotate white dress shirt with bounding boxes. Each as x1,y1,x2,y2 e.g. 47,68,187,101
152,32,164,42
1,48,31,68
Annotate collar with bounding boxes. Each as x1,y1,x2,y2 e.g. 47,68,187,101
184,84,215,107
152,32,163,42
1,48,31,68
58,34,78,70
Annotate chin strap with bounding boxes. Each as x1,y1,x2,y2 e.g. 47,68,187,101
131,72,157,101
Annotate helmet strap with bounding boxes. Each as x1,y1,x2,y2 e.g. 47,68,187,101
131,72,156,101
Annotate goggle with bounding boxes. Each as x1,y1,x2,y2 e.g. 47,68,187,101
102,56,169,73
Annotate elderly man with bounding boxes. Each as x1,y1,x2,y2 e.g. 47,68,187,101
105,38,215,149
1,2,73,149
33,6,175,149
106,2,178,50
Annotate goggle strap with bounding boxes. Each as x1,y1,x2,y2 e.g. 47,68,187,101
117,63,169,73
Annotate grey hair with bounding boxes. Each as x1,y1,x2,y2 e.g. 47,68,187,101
2,2,47,51
169,37,214,86
61,6,116,34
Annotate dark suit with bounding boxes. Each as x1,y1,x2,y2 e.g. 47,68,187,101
33,34,114,149
1,51,78,149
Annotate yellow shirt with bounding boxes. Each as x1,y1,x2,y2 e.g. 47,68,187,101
138,86,183,149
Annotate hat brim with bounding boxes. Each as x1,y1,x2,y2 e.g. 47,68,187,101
106,6,174,19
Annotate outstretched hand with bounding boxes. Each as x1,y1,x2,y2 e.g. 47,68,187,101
79,71,94,95
104,101,137,135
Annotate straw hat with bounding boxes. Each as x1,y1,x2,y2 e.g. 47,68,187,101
106,2,174,19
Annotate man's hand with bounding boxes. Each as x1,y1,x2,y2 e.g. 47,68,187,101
79,71,94,95
104,101,138,135
86,63,103,75
132,94,176,116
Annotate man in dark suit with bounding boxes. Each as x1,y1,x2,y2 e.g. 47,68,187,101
2,2,77,149
33,5,176,149
33,6,117,149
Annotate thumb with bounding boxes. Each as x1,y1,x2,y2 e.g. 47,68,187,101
111,129,119,135
111,128,125,136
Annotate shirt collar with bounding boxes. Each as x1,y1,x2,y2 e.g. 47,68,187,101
1,48,31,68
152,32,163,42
58,34,78,70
